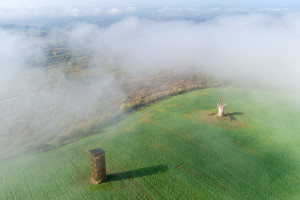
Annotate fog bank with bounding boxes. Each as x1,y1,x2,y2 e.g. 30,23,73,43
69,14,300,91
1,12,300,161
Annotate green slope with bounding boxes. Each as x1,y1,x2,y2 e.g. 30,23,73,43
1,88,300,199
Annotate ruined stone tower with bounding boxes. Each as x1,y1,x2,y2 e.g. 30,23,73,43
217,97,226,117
217,104,225,117
89,148,107,184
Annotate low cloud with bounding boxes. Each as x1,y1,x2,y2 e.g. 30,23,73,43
1,12,300,161
107,8,122,15
126,6,137,12
63,8,81,17
69,14,300,91
0,27,125,161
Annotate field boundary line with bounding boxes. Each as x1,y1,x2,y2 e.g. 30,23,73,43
236,143,300,180
147,120,284,200
107,167,142,199
21,171,35,200
115,163,155,200
59,150,84,174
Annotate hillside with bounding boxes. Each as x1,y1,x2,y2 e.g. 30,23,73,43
1,50,215,162
1,88,300,199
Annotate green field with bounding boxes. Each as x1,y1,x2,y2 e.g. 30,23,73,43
1,88,300,199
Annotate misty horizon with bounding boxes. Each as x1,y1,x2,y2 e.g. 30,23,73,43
1,1,300,199
1,7,300,162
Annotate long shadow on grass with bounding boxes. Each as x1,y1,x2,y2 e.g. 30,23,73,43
226,112,244,116
107,164,168,182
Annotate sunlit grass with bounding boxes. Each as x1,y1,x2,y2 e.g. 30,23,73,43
0,87,299,199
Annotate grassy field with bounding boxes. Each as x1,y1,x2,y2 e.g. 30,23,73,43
1,87,300,199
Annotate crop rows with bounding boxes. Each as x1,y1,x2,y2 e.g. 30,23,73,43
1,88,300,199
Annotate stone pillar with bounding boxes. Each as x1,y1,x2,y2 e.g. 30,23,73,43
89,148,107,184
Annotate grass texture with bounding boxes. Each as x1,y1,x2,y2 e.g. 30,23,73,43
1,87,300,199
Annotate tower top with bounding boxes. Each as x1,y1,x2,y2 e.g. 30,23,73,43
89,148,105,156
219,96,224,105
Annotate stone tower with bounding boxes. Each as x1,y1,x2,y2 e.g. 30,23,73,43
217,97,226,117
217,104,225,117
89,148,107,184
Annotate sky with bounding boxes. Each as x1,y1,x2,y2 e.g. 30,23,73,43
0,0,299,8
1,0,300,23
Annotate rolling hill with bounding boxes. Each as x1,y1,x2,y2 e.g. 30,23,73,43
1,87,300,199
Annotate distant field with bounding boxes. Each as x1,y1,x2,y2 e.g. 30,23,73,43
1,88,300,199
